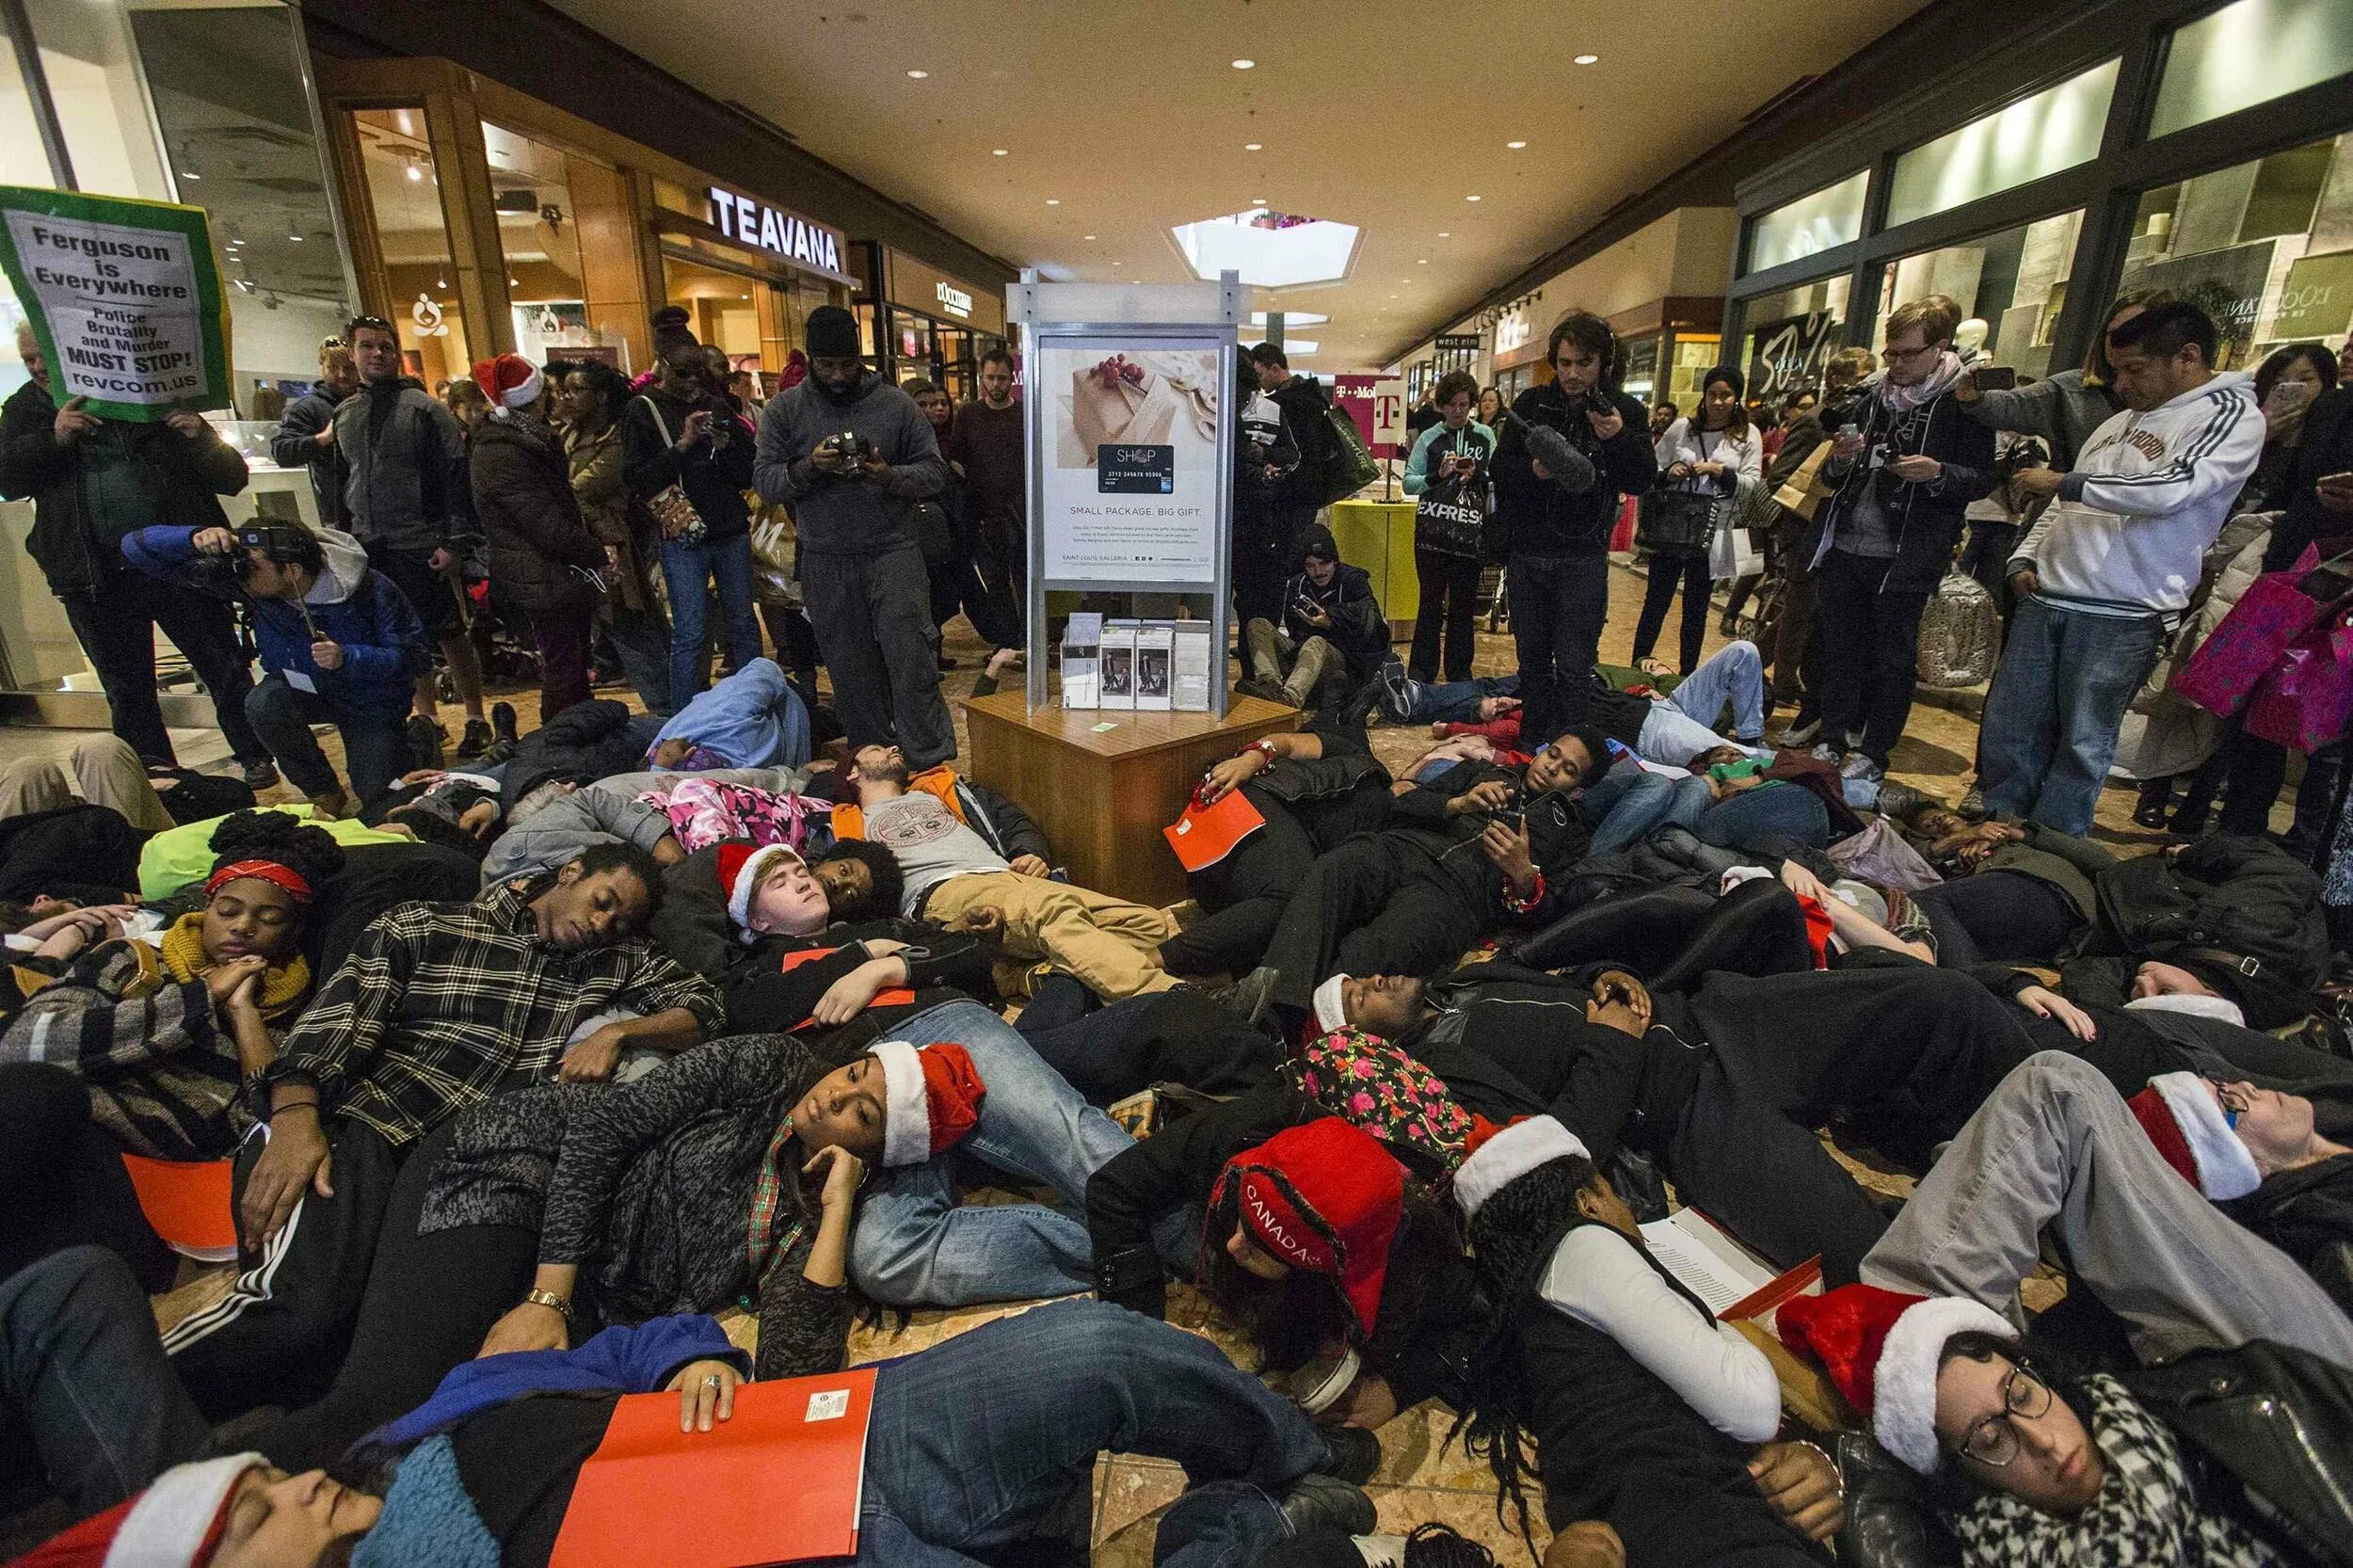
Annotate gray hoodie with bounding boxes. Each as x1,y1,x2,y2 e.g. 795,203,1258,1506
753,372,948,555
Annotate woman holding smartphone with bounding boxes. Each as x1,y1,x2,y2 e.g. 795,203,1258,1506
1403,370,1497,683
1636,366,1762,677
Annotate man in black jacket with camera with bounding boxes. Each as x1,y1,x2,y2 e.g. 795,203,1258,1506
1491,312,1659,746
1788,294,1996,786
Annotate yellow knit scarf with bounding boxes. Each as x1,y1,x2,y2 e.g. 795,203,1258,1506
158,912,312,1020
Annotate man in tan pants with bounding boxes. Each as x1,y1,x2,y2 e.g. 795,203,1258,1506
830,744,1178,1000
0,733,178,832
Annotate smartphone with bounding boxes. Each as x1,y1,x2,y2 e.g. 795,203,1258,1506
1974,365,2017,392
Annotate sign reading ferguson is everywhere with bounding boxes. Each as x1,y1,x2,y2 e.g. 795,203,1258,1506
0,186,231,421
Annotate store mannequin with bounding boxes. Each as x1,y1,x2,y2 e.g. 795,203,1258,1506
1954,318,1990,364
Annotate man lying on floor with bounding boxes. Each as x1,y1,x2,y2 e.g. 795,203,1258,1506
0,1250,1383,1566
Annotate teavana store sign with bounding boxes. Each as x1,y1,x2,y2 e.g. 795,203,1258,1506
708,186,844,275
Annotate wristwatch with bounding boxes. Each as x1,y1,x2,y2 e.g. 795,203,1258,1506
523,1288,573,1321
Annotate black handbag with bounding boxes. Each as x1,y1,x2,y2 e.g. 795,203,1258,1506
1637,488,1716,555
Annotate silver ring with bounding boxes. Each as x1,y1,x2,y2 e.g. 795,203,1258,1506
704,1373,721,1390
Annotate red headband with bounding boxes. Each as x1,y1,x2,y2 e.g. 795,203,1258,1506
203,860,312,903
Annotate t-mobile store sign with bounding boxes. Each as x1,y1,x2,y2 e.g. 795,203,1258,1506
708,186,845,276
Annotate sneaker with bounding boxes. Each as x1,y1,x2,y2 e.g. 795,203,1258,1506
1808,742,1842,765
1317,1424,1383,1486
456,717,494,760
1277,1474,1377,1538
1838,752,1884,785
405,714,446,770
1776,717,1821,748
1377,658,1414,722
1957,786,1988,822
1235,677,1287,703
1199,966,1278,1031
490,701,519,748
240,758,280,791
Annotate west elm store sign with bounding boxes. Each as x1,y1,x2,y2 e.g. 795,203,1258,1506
708,186,843,275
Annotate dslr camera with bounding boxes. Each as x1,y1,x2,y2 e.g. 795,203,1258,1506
830,430,871,475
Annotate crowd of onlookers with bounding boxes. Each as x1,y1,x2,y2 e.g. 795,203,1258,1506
0,288,2350,1568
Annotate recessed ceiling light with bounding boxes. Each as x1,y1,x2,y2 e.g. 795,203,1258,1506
1231,57,1254,69
1506,140,1527,149
288,233,303,241
991,148,1009,156
1047,198,1060,205
1244,142,1262,152
1388,294,1399,299
179,169,200,180
1112,260,1125,266
1437,231,1450,237
1083,233,1096,240
1465,195,1481,202
1574,53,1599,65
1417,258,1428,264
906,69,929,78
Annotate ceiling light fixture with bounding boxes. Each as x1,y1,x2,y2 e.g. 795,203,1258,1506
1243,142,1262,152
991,148,1009,156
1437,231,1450,237
1231,57,1254,69
1574,53,1599,64
906,69,929,78
288,233,303,241
179,169,200,181
1465,195,1481,202
405,163,422,182
1083,233,1096,240
1506,140,1527,149
1047,198,1060,205
1417,258,1427,264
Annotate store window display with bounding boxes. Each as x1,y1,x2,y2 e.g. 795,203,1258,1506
1874,210,2084,382
347,108,472,390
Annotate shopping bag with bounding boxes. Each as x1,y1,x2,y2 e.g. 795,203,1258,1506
1771,439,1835,520
1318,402,1380,504
1636,488,1715,554
1707,524,1762,583
1825,815,1944,892
2243,602,2353,754
2172,543,2345,718
1414,479,1485,559
1915,571,1998,689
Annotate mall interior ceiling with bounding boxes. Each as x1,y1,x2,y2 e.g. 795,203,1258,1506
545,0,1933,368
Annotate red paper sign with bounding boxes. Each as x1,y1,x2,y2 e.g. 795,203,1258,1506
120,1154,237,1260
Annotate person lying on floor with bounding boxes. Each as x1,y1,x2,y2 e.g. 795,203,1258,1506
1157,706,1394,981
0,812,344,1292
477,771,689,886
232,1032,984,1469
158,844,720,1428
832,742,1183,1000
1449,1119,1843,1568
1577,744,1841,858
1863,1048,2353,1351
0,1250,1380,1567
134,802,414,904
1784,1280,2353,1566
1257,727,1607,1028
643,655,812,773
1415,641,1771,768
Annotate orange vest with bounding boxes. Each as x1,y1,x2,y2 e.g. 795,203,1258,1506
830,766,966,840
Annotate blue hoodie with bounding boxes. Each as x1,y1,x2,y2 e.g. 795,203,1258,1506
121,524,429,727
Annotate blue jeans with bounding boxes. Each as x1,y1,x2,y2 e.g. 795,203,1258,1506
659,533,763,704
1579,762,1691,856
1641,639,1767,764
1386,656,1520,724
850,1001,1178,1306
857,1299,1331,1565
1979,597,2167,838
1,1247,213,1516
244,676,404,806
1694,780,1831,851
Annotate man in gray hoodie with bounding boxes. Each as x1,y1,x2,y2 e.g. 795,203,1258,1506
754,305,955,766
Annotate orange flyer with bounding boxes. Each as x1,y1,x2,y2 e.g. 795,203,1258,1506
119,1154,237,1260
779,947,915,1026
550,1368,877,1568
1163,789,1267,873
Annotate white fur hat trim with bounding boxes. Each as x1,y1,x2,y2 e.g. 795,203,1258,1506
2149,1070,2262,1201
725,843,802,934
1874,1297,2016,1474
1312,973,1350,1034
109,1452,264,1567
871,1038,928,1168
2123,991,2245,1028
1453,1115,1589,1223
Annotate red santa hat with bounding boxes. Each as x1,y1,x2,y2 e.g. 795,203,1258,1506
868,1039,985,1167
1209,1117,1403,1337
2126,1071,2262,1201
1776,1284,2014,1474
715,842,805,934
10,1453,264,1568
1450,1114,1589,1224
470,353,543,415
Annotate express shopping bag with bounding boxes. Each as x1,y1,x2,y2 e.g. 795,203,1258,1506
1707,524,1763,583
2244,601,2353,754
2172,543,2349,718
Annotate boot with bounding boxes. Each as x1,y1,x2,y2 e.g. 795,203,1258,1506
1242,617,1284,685
456,716,495,760
306,785,350,822
404,714,446,770
491,700,519,748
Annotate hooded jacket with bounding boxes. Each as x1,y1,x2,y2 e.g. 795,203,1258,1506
269,379,352,530
753,370,948,555
1794,377,1997,596
0,379,250,596
331,376,469,555
1491,382,1658,557
469,411,606,616
1282,525,1389,677
121,524,428,725
1266,372,1336,512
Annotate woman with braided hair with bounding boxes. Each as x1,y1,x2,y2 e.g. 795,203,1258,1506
1449,1116,1842,1568
0,810,344,1288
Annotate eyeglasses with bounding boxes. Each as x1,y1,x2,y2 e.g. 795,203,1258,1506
345,316,396,342
1881,340,1941,362
1957,1363,2054,1466
2207,1078,2249,1128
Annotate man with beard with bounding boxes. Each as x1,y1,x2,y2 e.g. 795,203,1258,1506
755,306,954,765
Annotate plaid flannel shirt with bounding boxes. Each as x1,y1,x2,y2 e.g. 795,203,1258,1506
272,881,722,1147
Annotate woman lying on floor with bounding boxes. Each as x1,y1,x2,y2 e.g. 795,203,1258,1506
0,811,344,1289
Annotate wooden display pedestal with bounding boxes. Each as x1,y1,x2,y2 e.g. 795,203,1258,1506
962,690,1300,908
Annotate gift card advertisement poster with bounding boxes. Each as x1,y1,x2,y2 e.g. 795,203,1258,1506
1043,344,1222,584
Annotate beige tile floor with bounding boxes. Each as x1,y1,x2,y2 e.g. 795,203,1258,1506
86,557,2300,1562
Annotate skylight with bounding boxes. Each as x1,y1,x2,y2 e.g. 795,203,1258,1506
1171,208,1358,288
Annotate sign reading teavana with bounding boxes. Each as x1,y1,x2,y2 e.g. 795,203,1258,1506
708,186,845,276
0,185,230,421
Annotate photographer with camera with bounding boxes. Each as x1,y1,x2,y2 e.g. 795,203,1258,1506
120,520,429,817
755,305,955,767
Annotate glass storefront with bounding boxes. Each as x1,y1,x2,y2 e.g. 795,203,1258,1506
2119,133,2353,367
1884,62,2116,231
1749,172,1868,275
484,121,612,366
1876,210,2083,378
1740,275,1851,402
345,106,471,389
